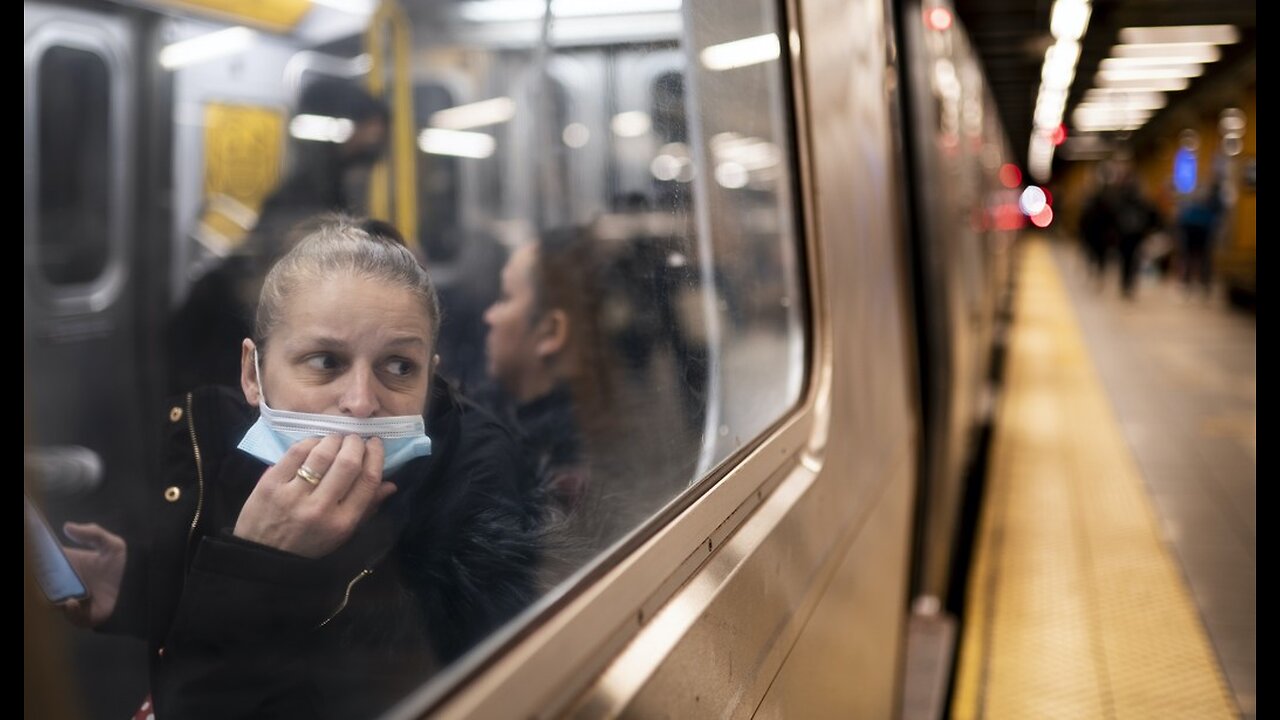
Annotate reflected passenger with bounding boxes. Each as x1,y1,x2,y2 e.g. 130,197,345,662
483,233,597,515
167,80,390,393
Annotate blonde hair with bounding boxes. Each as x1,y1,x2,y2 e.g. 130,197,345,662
254,215,441,350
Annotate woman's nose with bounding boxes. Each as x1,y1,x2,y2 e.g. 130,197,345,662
338,366,381,418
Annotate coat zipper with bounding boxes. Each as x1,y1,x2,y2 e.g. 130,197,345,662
185,392,206,544
319,569,373,627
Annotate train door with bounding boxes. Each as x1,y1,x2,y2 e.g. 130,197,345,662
24,3,156,713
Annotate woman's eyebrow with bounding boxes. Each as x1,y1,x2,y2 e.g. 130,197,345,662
385,336,428,349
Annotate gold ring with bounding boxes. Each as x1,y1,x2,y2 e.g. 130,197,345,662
295,465,323,486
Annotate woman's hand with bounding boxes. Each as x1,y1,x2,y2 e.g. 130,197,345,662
60,522,127,628
233,435,397,558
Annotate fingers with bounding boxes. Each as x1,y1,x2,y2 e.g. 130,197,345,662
63,522,118,551
342,437,390,521
310,434,368,505
267,436,324,485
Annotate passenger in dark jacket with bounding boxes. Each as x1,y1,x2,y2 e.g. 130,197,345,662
167,79,391,394
61,218,539,719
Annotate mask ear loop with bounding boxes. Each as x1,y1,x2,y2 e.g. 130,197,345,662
254,348,273,411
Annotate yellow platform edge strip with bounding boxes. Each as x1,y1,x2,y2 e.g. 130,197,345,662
951,238,1239,720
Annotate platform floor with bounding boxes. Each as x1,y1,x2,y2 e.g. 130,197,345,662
951,238,1253,719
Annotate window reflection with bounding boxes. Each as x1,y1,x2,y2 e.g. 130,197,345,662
25,0,808,713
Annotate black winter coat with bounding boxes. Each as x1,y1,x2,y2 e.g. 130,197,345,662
103,377,540,719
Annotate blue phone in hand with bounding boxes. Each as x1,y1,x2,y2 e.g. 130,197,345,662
25,496,89,603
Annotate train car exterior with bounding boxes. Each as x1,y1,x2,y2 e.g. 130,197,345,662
24,0,1011,716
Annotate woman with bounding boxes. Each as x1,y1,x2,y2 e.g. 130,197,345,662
62,217,540,718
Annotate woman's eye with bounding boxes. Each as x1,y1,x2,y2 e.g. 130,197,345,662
385,359,416,377
305,354,340,371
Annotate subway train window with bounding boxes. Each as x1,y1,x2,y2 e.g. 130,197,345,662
23,0,807,716
33,45,112,286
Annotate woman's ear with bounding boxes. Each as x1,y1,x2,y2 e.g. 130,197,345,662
535,309,570,359
240,339,261,407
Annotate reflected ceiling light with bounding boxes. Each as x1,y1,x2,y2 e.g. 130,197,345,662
611,111,652,137
714,161,749,189
1050,0,1091,42
1118,25,1240,46
717,139,780,171
417,128,496,158
159,27,253,69
651,154,682,181
309,0,378,14
1096,64,1205,81
289,114,354,143
458,0,681,22
562,122,590,148
700,33,781,71
429,97,515,130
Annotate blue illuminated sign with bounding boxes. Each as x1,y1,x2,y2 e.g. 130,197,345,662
1174,148,1197,194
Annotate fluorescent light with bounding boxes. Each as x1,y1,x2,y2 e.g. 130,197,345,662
159,27,253,69
417,128,495,158
290,114,355,143
1098,59,1207,74
1081,90,1166,108
1118,25,1240,46
1041,40,1081,89
1097,66,1204,82
700,33,781,71
428,97,515,130
458,0,681,22
1050,0,1091,42
1105,47,1221,65
611,111,651,138
1035,103,1065,129
1074,107,1156,121
1092,76,1190,92
1074,111,1153,124
1073,122,1145,131
1113,42,1223,60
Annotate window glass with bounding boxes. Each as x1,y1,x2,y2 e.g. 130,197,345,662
27,0,809,715
37,45,112,285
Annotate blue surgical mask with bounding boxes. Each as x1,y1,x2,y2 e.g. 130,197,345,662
237,351,432,476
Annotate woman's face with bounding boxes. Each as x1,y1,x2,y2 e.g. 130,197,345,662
241,274,433,417
483,243,541,390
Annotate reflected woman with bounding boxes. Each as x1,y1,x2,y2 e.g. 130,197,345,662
62,216,539,718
